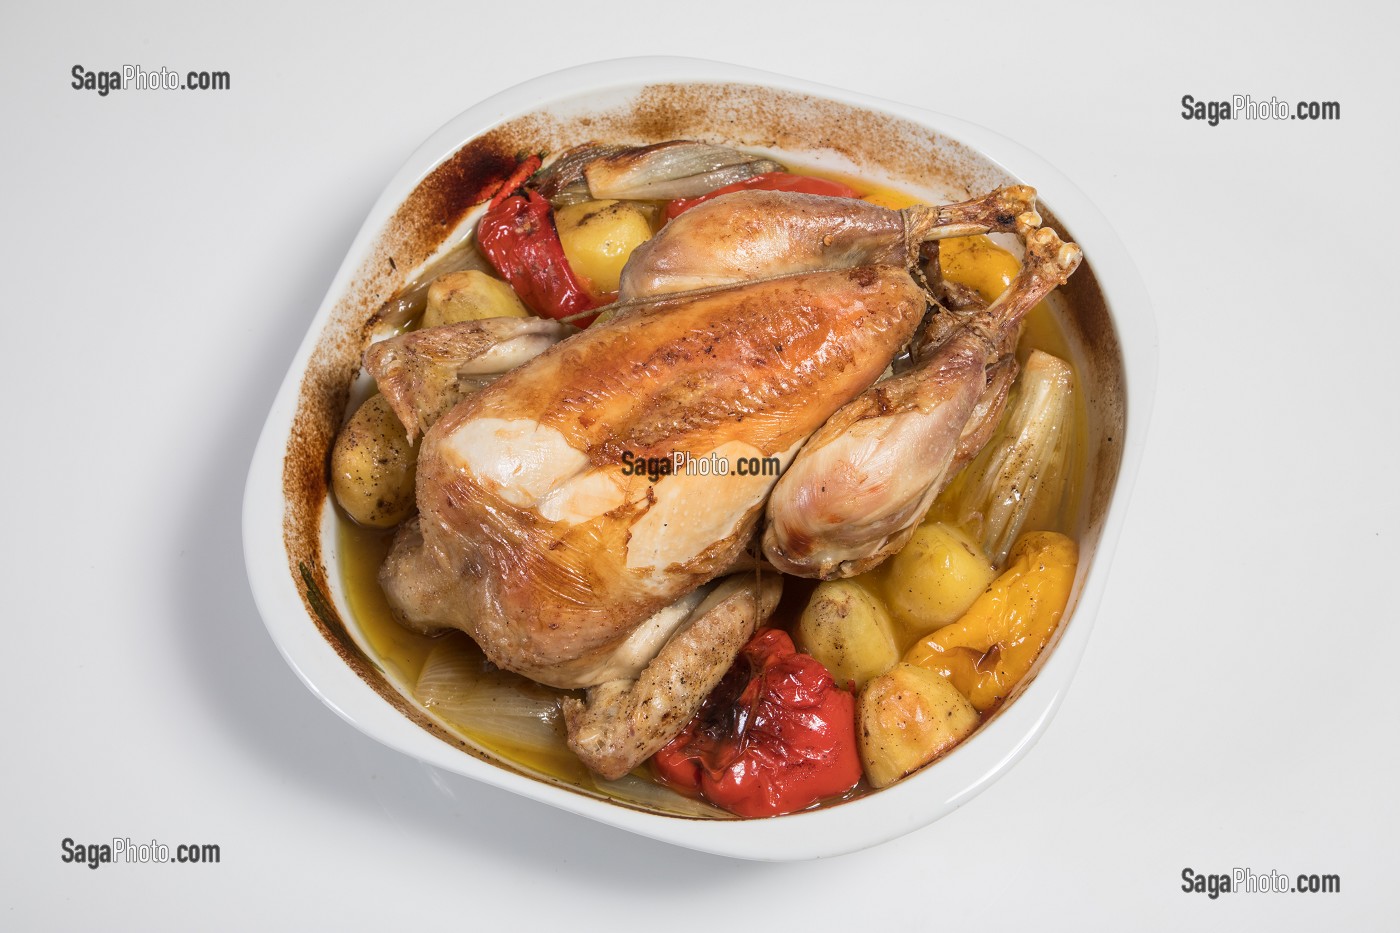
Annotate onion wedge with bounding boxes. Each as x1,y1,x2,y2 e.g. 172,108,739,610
583,140,782,200
949,350,1076,566
414,638,570,758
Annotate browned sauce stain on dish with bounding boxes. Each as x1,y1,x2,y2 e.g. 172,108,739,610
381,138,521,286
280,81,1129,814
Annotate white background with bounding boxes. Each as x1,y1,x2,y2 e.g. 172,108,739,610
3,0,1396,928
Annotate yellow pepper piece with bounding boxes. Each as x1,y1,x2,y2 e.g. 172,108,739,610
939,235,1019,303
904,531,1077,712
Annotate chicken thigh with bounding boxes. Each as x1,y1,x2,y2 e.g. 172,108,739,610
763,227,1083,578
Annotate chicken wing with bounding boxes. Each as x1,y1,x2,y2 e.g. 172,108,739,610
365,317,575,442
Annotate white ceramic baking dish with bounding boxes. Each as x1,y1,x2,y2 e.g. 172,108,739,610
242,56,1156,860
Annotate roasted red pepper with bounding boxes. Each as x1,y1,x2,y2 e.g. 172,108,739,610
663,171,862,221
652,628,861,817
477,155,600,322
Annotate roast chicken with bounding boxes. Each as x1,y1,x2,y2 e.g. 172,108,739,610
371,177,1079,779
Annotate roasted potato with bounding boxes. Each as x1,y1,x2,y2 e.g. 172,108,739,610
858,663,980,788
881,521,995,638
795,579,899,690
555,199,654,295
422,270,530,327
330,393,419,527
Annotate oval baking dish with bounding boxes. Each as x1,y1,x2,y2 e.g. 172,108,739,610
243,56,1156,860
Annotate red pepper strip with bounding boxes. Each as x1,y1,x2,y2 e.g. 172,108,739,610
663,171,862,221
652,628,861,817
487,155,544,211
477,155,601,322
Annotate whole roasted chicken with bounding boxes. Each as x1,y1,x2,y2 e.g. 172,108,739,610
369,152,1081,779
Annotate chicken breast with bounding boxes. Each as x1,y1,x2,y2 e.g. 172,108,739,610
386,264,927,687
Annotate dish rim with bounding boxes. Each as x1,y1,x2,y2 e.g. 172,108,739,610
242,55,1158,860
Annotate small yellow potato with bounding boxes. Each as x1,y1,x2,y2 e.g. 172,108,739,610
554,199,654,295
858,663,980,788
795,579,899,690
881,522,996,638
422,270,530,327
331,393,419,527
